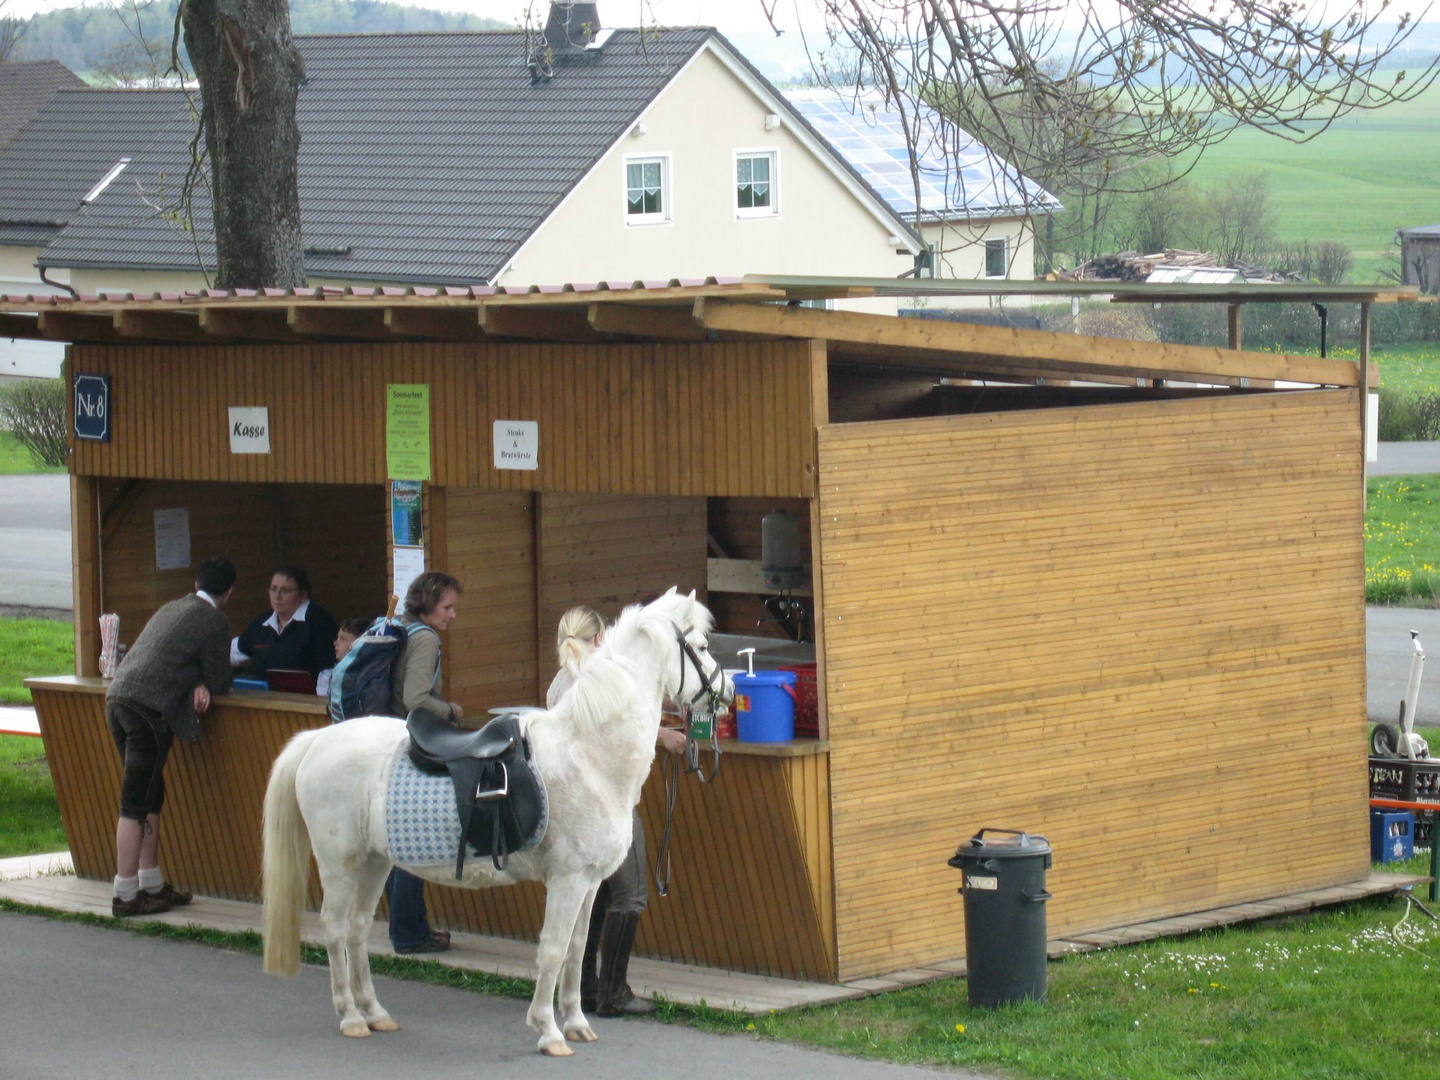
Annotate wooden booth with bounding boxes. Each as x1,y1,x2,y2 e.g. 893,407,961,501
6,277,1423,983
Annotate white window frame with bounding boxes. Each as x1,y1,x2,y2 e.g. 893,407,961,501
984,237,1009,279
734,148,780,219
623,152,673,227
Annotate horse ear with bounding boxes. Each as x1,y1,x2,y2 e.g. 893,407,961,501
664,585,677,598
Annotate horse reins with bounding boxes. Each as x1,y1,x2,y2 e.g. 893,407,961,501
655,625,726,897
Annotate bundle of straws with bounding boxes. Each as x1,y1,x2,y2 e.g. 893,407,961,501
99,613,120,678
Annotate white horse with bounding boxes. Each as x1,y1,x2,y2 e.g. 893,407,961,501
260,588,731,1055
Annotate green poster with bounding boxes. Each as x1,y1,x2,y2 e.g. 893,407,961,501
386,384,431,480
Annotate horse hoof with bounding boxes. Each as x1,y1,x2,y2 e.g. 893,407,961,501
368,1016,400,1032
341,1021,372,1038
565,1025,598,1042
540,1040,576,1057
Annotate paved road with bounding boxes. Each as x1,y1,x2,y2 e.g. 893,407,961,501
0,911,979,1080
1368,606,1440,727
0,473,70,611
1372,441,1440,476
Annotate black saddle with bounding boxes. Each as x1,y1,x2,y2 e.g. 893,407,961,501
405,709,547,880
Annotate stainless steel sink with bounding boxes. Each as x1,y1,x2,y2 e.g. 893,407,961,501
709,632,815,671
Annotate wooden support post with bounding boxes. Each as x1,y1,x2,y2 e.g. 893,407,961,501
70,474,102,677
1227,303,1243,350
806,340,829,739
1361,302,1372,510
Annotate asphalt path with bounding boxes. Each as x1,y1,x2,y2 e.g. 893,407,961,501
0,473,70,611
0,911,978,1080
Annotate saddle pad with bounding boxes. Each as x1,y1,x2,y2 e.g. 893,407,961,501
384,740,549,867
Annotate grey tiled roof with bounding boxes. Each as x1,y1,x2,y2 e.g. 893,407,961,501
32,30,713,283
0,60,85,153
0,88,190,249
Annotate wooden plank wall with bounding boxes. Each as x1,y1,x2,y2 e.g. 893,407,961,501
817,390,1368,980
68,342,816,498
34,686,332,908
442,489,539,715
538,493,709,664
95,479,386,646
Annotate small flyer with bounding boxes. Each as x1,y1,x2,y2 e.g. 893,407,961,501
386,384,431,480
393,545,425,605
391,480,423,547
154,507,191,571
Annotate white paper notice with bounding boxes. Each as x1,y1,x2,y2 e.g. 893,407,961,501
229,406,271,454
393,545,425,605
493,420,539,470
154,508,191,571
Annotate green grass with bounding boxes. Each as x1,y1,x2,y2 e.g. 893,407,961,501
1373,343,1440,397
1367,476,1440,605
0,735,66,858
667,891,1440,1080
0,431,65,475
0,618,73,705
1183,78,1440,282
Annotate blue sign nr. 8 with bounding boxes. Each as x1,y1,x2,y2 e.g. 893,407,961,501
73,373,111,442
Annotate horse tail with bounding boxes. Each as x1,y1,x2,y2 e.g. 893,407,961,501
262,727,323,977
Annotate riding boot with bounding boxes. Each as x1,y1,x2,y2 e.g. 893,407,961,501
596,912,654,1017
580,899,607,1013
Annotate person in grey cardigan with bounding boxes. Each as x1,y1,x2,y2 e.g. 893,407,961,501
106,556,236,917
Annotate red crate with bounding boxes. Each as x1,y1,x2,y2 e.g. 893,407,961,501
780,663,818,738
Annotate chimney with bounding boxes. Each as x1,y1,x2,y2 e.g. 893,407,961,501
542,2,602,52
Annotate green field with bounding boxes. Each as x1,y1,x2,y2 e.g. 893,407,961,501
1182,77,1440,283
0,619,73,705
0,431,65,475
1373,342,1440,396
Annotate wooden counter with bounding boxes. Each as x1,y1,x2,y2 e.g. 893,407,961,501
28,676,837,981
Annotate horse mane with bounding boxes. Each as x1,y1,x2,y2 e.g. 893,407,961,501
542,590,711,741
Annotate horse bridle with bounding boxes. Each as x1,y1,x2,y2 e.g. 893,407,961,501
674,625,724,710
655,625,726,898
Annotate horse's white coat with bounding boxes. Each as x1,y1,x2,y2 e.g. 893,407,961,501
260,590,730,1055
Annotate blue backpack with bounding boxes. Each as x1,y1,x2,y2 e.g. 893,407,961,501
327,618,433,724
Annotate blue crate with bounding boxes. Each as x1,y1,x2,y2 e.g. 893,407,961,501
1371,809,1415,864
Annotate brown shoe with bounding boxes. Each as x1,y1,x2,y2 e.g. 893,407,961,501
112,891,172,918
145,882,192,907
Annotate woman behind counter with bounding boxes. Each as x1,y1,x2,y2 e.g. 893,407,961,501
231,565,339,679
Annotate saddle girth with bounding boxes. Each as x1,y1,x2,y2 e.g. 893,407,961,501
404,709,546,879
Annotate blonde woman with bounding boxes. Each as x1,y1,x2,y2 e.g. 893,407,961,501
547,605,685,1017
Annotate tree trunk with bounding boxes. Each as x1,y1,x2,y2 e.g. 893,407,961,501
182,0,306,289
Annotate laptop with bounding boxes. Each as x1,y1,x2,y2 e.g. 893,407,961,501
266,668,318,695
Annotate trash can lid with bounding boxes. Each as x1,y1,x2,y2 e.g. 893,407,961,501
950,828,1051,862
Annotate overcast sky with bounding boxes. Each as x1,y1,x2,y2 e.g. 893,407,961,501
1,0,817,29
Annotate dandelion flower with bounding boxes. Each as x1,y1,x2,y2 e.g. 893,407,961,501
955,1023,966,1033
747,1022,756,1031
1188,988,1199,993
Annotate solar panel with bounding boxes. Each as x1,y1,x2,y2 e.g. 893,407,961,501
784,88,1061,221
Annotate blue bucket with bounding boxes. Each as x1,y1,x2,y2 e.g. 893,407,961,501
734,670,797,742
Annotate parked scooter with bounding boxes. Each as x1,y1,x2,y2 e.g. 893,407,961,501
1372,631,1432,760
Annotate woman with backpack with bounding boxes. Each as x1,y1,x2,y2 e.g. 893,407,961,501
385,570,465,954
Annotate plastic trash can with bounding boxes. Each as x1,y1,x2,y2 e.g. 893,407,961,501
947,828,1053,1009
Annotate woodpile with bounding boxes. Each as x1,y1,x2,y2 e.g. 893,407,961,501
1072,249,1216,281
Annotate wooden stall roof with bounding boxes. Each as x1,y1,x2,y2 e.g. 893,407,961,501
1,274,1405,387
